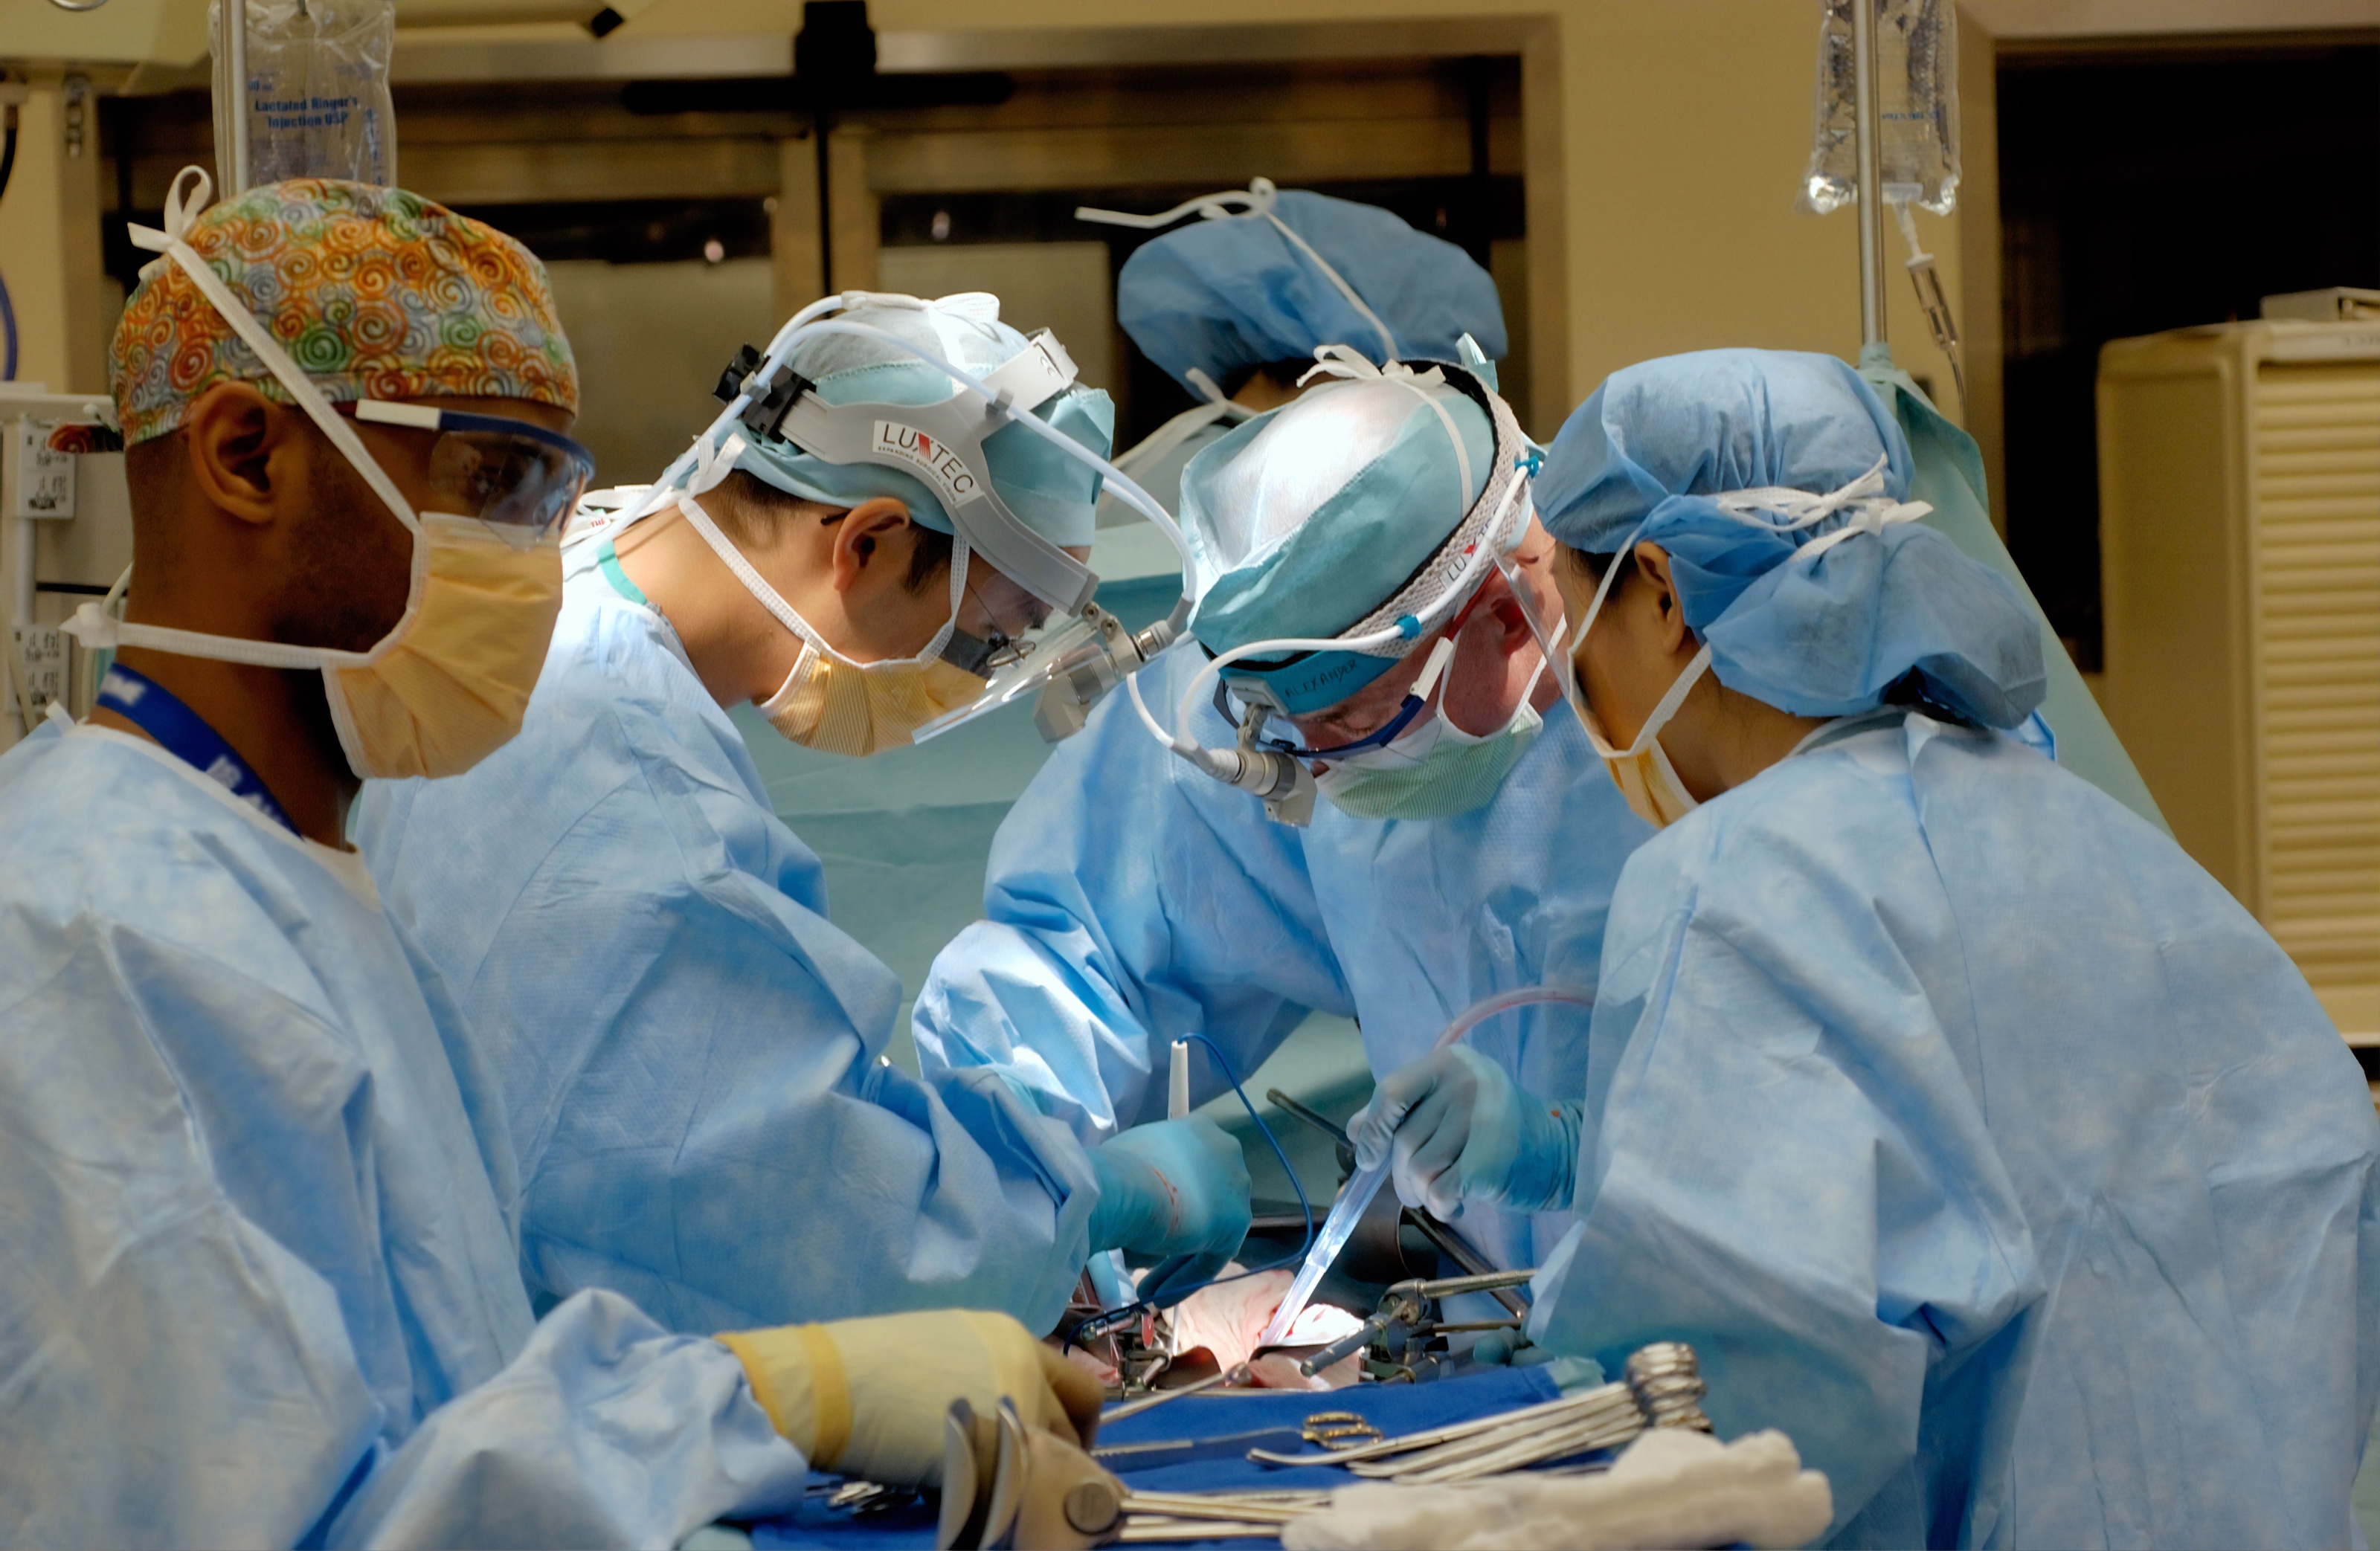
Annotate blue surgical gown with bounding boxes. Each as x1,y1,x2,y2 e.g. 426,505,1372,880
915,644,1653,1271
1526,710,2380,1547
0,722,806,1548
356,558,1099,1337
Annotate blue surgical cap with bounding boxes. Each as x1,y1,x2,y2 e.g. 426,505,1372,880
736,295,1115,549
1183,375,1493,714
1538,349,2046,730
1119,190,1508,395
1534,349,1911,553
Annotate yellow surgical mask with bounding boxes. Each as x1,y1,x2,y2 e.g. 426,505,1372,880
759,643,988,758
1573,648,1709,830
1559,534,1713,831
669,492,992,758
324,515,563,779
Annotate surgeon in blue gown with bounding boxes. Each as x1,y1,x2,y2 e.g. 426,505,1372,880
0,177,1097,1549
1353,349,2380,1547
918,347,1650,1277
1087,178,1507,526
359,293,1249,1335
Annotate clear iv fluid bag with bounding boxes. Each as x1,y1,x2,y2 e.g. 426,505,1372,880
1798,0,1961,217
211,0,399,190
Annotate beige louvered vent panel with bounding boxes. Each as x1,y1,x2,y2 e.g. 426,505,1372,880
2254,366,2380,999
2100,321,2380,1043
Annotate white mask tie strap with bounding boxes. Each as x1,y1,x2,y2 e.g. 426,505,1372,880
1615,644,1713,759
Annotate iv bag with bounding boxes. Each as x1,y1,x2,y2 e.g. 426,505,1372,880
1798,0,1960,216
210,0,398,190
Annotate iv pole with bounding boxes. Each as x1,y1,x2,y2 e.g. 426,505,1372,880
225,0,250,194
1852,0,1886,347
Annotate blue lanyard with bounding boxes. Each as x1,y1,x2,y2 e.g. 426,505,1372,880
96,662,299,836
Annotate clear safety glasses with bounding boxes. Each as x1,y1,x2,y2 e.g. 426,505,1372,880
351,401,595,538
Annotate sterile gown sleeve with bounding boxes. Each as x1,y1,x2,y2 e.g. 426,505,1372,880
916,644,1352,1141
325,1292,804,1550
360,575,1099,1337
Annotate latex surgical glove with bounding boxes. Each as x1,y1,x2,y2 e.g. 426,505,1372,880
1087,1117,1251,1308
1348,1045,1582,1219
717,1309,1103,1489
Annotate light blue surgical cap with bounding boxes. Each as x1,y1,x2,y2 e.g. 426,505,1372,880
736,295,1115,549
1538,349,2046,730
1182,374,1493,714
1119,190,1508,395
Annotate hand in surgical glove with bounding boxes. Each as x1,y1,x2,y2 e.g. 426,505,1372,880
1087,1117,1251,1308
718,1309,1103,1488
1348,1045,1582,1219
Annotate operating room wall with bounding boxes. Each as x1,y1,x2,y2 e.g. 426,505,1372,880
542,257,777,485
0,78,108,396
648,0,1978,437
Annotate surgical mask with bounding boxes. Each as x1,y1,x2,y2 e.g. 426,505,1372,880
1551,456,1930,830
66,170,585,782
1312,657,1545,822
666,442,991,758
1576,646,1710,830
1560,534,1712,831
757,617,988,758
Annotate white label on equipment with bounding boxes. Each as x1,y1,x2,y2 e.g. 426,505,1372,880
873,421,981,508
13,422,74,519
12,625,62,714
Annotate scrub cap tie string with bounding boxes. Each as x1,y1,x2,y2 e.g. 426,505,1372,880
1711,454,1932,561
1078,178,1402,361
1569,455,1934,654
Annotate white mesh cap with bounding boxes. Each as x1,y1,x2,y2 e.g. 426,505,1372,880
1186,377,1476,594
1180,368,1500,662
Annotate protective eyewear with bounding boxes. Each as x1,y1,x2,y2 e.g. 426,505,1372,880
352,400,595,537
941,624,1030,677
1214,677,1430,766
1215,581,1496,765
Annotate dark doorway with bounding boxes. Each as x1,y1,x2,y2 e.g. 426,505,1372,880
1998,40,2380,669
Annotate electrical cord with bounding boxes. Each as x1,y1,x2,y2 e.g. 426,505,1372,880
1,113,19,380
1063,1031,1313,1350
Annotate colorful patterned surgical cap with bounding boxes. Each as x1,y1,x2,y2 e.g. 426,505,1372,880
110,178,577,446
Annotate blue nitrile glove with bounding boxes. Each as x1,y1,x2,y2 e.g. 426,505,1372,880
1087,1117,1251,1307
1348,1045,1581,1219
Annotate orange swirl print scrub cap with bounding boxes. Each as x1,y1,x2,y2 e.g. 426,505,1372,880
109,175,577,446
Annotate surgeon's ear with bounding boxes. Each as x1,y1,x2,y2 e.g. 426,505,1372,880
1632,542,1691,654
827,496,916,592
1483,590,1536,659
180,381,286,528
